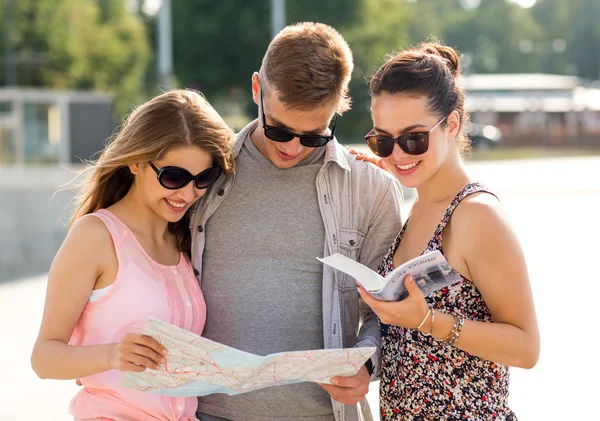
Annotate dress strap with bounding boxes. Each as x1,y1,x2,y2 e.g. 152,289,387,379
82,209,130,249
429,182,497,249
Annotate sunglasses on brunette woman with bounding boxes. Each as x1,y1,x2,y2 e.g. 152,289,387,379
364,116,447,157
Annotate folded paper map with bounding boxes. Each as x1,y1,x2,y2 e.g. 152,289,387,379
121,317,376,397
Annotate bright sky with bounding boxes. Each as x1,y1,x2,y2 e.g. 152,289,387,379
509,0,537,7
462,0,537,9
140,0,161,15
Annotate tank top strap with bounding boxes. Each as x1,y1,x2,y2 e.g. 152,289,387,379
429,182,497,249
83,209,130,249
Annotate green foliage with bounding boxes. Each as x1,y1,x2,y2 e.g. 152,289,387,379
0,0,150,116
339,0,413,137
169,0,270,108
3,0,600,137
165,0,600,138
561,0,600,80
443,0,543,74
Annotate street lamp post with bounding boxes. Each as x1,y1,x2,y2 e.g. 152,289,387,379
157,0,173,88
270,0,285,39
4,0,16,86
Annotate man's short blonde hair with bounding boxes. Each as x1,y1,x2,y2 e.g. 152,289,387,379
259,22,353,114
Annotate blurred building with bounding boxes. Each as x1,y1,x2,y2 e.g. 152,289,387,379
0,88,114,165
0,88,114,281
461,73,600,147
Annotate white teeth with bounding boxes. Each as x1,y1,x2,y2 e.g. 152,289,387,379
396,161,421,170
166,199,186,208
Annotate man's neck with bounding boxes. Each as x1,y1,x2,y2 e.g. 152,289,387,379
249,125,267,158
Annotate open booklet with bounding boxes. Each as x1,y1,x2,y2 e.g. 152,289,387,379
121,318,375,397
317,250,462,302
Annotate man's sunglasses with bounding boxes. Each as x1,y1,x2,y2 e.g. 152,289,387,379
149,162,222,190
364,116,447,157
260,88,337,148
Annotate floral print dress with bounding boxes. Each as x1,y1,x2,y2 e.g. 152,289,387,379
378,183,516,421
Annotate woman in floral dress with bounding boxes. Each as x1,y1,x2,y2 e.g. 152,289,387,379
354,42,540,420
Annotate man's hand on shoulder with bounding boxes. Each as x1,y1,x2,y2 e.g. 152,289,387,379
319,365,371,406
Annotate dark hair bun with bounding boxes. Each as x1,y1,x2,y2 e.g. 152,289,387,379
419,42,461,77
369,40,469,155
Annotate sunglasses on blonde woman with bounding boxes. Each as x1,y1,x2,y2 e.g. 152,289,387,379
364,116,447,157
149,162,222,190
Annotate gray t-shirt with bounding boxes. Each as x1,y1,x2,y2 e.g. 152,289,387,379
198,132,333,421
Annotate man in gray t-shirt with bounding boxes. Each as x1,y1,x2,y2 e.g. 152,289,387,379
192,22,403,421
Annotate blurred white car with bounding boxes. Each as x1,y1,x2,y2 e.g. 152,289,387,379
466,122,502,149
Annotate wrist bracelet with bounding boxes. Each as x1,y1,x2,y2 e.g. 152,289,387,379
424,309,435,336
442,316,459,344
416,306,432,331
442,315,465,346
448,316,465,346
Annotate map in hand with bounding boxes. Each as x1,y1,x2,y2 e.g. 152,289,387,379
121,317,376,397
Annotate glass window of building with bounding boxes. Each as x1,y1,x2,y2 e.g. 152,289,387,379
23,102,61,163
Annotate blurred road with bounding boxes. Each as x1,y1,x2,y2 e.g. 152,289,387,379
1,156,598,420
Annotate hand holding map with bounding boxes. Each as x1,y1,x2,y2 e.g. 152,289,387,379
122,318,375,397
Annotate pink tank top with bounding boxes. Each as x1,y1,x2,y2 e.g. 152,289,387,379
69,209,206,421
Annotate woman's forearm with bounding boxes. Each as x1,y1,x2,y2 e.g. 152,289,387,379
422,310,539,369
31,340,115,380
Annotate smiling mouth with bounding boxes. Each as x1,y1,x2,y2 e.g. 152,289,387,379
165,199,186,208
396,161,422,170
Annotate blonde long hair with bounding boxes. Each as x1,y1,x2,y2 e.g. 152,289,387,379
70,89,235,254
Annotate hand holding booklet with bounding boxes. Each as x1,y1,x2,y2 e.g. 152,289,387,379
318,250,462,301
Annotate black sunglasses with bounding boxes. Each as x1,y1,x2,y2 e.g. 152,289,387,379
364,116,447,157
149,162,222,190
260,88,337,148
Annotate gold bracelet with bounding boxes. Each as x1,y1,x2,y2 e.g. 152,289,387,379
448,316,465,346
441,315,459,342
416,306,432,331
442,315,465,346
424,309,435,336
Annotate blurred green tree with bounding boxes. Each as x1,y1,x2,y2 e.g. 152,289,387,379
340,0,412,138
440,0,542,74
167,0,362,127
0,0,150,116
146,0,600,138
553,0,600,80
529,0,572,74
168,0,269,104
166,0,403,138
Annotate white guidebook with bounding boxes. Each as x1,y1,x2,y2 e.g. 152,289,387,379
318,250,462,302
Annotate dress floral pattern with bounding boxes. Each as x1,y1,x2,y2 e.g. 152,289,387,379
378,183,516,421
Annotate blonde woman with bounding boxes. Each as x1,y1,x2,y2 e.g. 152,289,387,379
31,90,234,421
